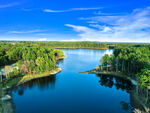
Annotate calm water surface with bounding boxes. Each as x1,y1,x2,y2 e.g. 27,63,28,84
12,49,133,113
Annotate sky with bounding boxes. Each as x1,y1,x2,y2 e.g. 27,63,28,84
0,0,150,42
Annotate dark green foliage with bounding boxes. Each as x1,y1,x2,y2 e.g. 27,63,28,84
138,69,150,87
0,42,14,66
101,46,150,87
112,47,150,74
53,49,64,57
34,41,108,49
0,42,64,79
7,46,62,73
101,54,110,65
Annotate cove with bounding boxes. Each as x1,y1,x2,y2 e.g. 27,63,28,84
11,49,135,113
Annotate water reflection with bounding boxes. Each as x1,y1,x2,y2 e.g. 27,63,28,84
0,88,15,113
97,74,134,92
96,74,150,112
120,101,132,112
13,75,56,96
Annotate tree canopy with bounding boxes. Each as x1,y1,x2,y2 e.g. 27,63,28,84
0,42,64,79
100,46,150,87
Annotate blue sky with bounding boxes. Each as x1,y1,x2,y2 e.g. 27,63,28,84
0,0,150,42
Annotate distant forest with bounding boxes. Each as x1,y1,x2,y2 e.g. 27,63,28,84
30,41,109,49
1,41,150,49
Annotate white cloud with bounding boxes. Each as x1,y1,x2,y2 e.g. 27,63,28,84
93,11,126,16
8,30,47,34
43,9,65,13
65,7,150,42
65,24,94,32
80,16,123,25
43,7,101,13
37,38,48,41
0,2,20,8
71,7,102,11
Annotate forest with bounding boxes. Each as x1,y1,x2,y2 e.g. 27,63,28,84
100,45,150,87
0,42,64,80
2,41,109,49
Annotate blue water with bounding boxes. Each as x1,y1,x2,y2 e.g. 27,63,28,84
12,49,132,113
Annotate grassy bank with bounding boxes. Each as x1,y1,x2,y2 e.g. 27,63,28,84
18,67,62,85
0,67,62,88
56,55,66,61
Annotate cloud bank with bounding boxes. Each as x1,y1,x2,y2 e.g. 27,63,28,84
65,7,150,42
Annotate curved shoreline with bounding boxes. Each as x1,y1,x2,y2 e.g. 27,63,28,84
0,55,65,87
79,69,138,86
17,67,62,86
0,67,62,88
56,55,66,61
79,69,150,112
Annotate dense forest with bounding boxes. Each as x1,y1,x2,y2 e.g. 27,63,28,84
30,41,109,49
0,42,14,66
0,42,64,80
0,41,109,49
100,46,150,87
1,41,149,49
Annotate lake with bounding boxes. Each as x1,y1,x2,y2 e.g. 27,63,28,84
12,49,135,113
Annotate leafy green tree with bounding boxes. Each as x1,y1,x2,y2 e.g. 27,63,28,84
101,54,110,71
138,69,150,87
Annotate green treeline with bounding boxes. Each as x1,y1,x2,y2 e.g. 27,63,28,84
31,41,108,49
0,42,14,66
101,46,150,87
1,41,149,50
0,42,64,79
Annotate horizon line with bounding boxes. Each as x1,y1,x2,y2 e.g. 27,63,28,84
0,40,150,44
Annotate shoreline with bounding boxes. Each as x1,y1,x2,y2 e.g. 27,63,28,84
17,67,62,86
0,55,66,88
0,67,62,101
79,69,138,86
0,54,65,102
0,67,62,88
56,55,66,61
79,69,150,112
55,47,108,50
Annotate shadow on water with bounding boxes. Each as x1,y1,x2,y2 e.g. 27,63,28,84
96,74,134,112
13,75,56,96
97,74,150,113
96,74,134,92
0,74,56,113
1,73,149,113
